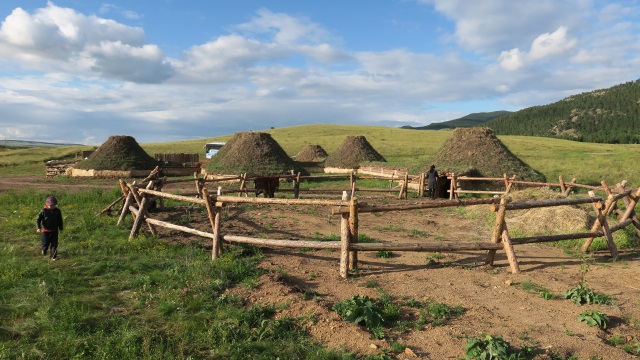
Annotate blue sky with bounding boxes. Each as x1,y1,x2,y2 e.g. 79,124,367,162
0,1,639,145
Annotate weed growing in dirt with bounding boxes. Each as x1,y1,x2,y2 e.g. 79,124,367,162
564,282,614,305
416,300,465,327
465,334,532,360
519,280,557,300
376,250,393,258
332,293,401,340
577,310,609,329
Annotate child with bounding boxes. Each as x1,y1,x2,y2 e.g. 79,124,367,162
36,196,64,260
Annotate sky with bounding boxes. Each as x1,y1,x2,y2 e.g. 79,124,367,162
0,1,639,145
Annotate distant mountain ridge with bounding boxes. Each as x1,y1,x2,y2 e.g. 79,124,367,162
484,80,640,144
0,140,84,148
402,111,511,130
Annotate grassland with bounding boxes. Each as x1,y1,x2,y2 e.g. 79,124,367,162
5,124,637,186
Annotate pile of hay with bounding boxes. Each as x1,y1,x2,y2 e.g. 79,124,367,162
430,128,545,182
205,132,305,176
75,135,157,171
294,145,328,162
506,187,589,236
324,136,386,168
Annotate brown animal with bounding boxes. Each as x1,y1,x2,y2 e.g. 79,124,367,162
254,177,280,198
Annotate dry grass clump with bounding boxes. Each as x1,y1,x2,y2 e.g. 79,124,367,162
324,136,385,168
205,132,305,176
431,128,545,182
506,187,589,235
294,145,328,162
75,135,157,171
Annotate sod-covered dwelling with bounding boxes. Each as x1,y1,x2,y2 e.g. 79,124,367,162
71,135,159,178
204,132,307,197
323,136,386,171
294,145,328,162
428,127,546,197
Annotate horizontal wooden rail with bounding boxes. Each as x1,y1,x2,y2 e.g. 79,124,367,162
222,235,341,249
452,190,505,195
215,195,347,207
146,218,214,239
334,197,506,215
138,188,206,205
489,196,602,212
350,242,503,251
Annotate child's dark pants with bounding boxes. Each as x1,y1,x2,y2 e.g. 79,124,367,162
41,231,58,259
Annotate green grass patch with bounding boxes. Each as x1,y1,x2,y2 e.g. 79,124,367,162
0,189,356,359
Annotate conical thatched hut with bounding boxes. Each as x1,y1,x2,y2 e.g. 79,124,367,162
205,132,306,197
205,132,304,176
294,145,328,162
74,135,157,171
324,136,386,168
428,127,546,196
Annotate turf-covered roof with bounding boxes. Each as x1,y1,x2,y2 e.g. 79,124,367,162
324,136,386,168
294,145,329,162
205,131,306,176
430,127,545,182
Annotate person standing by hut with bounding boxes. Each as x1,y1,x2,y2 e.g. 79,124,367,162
427,165,438,199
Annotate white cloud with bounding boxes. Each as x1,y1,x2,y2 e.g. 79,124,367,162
529,26,576,59
0,2,170,83
234,8,331,45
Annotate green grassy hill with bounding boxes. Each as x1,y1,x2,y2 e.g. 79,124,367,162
3,124,640,187
485,79,640,144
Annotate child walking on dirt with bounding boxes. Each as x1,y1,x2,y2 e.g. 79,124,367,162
36,196,63,260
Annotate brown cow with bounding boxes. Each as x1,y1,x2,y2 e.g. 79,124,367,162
254,177,280,198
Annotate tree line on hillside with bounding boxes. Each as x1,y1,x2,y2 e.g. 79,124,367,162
484,80,640,144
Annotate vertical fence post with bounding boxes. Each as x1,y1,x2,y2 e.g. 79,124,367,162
348,197,358,271
340,192,351,278
487,196,508,265
293,172,301,199
559,176,566,195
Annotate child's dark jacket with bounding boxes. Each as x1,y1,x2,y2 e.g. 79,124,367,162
36,207,64,232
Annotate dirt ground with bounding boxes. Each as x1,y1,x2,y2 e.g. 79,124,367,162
5,176,640,359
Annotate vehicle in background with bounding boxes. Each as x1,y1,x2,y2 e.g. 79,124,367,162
204,142,226,159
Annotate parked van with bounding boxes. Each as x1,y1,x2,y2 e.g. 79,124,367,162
204,142,226,159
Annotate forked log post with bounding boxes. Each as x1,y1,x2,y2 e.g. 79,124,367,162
501,224,520,274
117,192,134,225
487,196,508,265
119,179,129,196
564,178,577,197
238,173,247,197
581,194,616,253
348,197,359,271
202,188,222,259
129,182,154,240
559,176,566,195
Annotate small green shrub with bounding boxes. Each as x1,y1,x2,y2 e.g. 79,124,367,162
564,282,614,305
376,251,393,258
417,300,465,327
332,295,385,337
465,334,511,360
577,310,609,329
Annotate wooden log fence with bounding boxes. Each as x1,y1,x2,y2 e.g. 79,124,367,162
110,169,640,278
